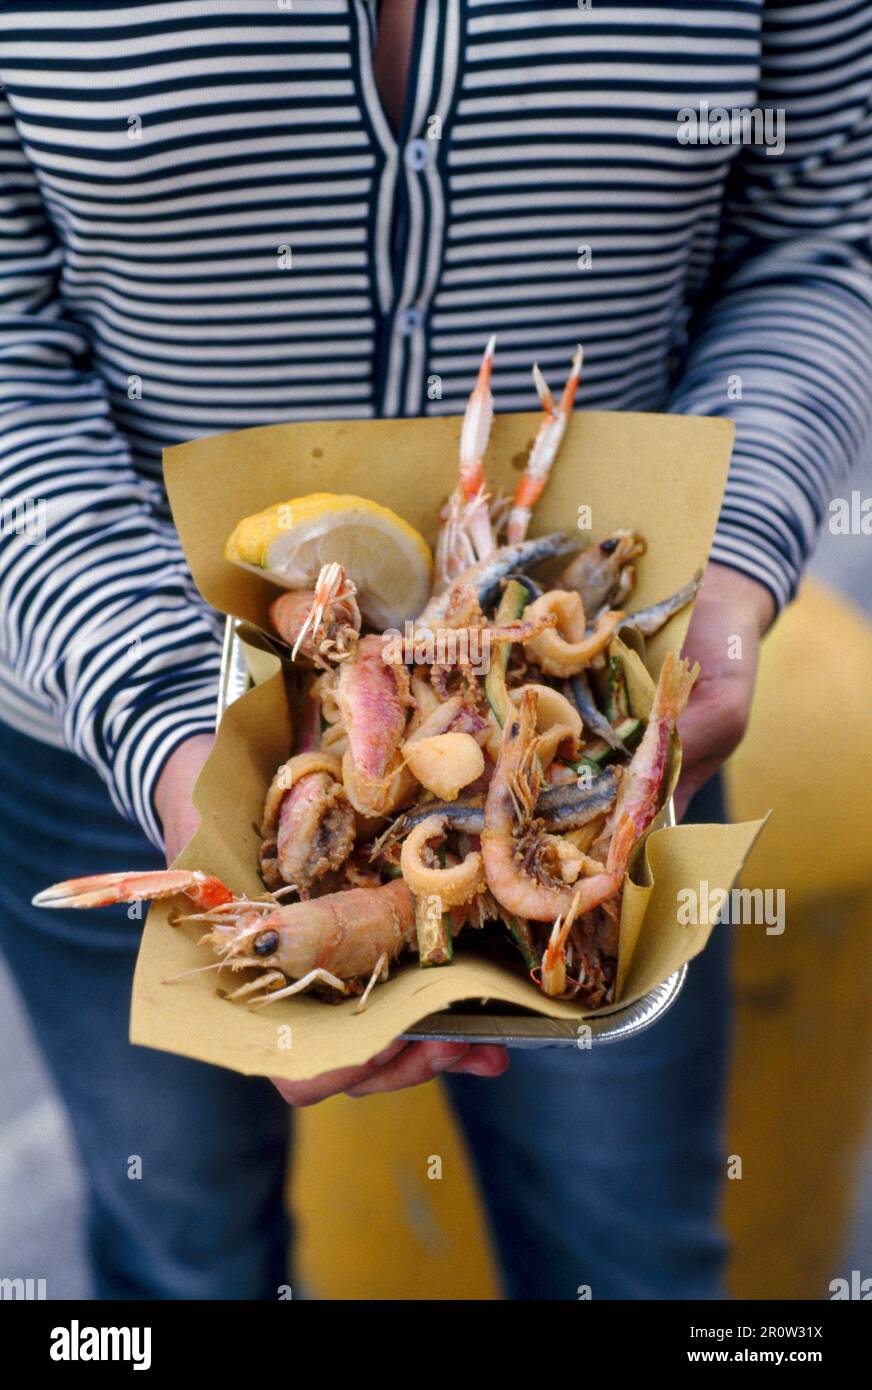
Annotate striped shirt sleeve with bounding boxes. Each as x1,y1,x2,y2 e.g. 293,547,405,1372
0,89,221,850
668,0,872,611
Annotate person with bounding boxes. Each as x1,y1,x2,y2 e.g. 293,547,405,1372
0,2,868,1300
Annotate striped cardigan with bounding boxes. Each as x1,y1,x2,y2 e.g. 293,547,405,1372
1,1,870,846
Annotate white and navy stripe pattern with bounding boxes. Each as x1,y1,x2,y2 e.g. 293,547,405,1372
0,1,870,847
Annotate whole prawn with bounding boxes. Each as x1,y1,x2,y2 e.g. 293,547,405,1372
481,687,620,924
603,651,699,882
33,872,416,1010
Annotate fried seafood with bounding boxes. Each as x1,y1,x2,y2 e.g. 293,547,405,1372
415,532,576,631
481,688,621,924
523,590,626,677
36,872,416,1007
561,530,645,613
507,346,583,544
35,338,702,1013
335,633,415,817
604,652,698,884
434,335,498,589
259,753,355,896
269,561,361,666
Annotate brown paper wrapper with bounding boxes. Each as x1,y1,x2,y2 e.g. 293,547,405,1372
130,410,766,1080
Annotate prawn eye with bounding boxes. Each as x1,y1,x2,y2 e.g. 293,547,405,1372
253,930,279,957
600,537,618,554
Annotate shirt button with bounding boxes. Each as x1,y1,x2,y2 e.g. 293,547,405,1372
399,307,422,335
405,138,429,172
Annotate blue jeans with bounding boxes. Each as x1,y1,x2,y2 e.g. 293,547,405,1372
0,719,731,1300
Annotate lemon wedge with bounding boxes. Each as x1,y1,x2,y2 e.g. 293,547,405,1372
225,492,432,629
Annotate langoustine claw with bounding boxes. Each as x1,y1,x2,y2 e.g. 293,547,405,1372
434,335,499,589
507,346,583,544
33,869,234,913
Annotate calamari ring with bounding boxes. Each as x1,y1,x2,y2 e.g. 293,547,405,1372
524,591,625,677
261,752,343,835
400,814,485,907
508,683,582,764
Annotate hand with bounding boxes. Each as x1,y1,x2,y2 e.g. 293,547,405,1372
154,734,510,1101
153,732,215,865
674,562,775,820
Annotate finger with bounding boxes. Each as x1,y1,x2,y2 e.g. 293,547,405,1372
442,1045,510,1078
346,1042,510,1096
272,1066,375,1107
369,1039,410,1068
343,1041,476,1097
270,1040,410,1107
675,683,752,821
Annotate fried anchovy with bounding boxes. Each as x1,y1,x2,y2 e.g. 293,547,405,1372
568,673,628,753
618,571,702,637
416,533,577,629
381,800,486,842
535,768,619,829
378,768,618,849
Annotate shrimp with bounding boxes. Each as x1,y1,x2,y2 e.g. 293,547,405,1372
506,346,583,544
259,752,356,894
335,633,415,817
560,531,646,614
434,335,498,589
33,871,416,1008
270,562,361,666
481,687,619,922
604,651,699,882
